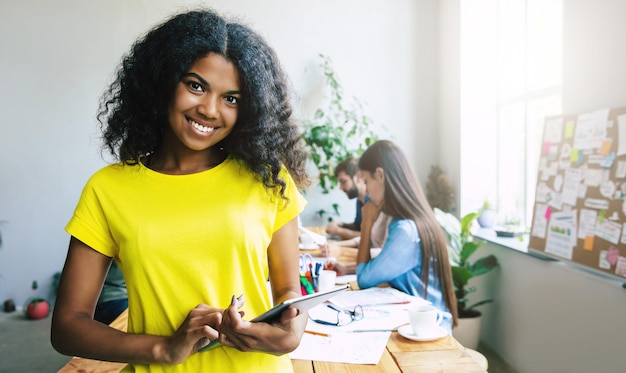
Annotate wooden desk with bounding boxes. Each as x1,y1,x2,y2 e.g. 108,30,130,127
59,229,487,372
59,308,485,372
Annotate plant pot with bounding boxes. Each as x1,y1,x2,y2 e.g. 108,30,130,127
453,311,481,349
477,209,497,228
24,298,50,320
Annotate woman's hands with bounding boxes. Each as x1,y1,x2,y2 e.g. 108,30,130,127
216,294,305,355
163,292,305,362
160,304,223,364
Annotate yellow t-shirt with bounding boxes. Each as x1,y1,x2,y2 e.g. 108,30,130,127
65,157,306,372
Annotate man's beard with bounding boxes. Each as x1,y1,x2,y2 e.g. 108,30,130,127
346,185,359,199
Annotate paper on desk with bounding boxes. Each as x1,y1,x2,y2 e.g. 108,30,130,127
329,287,431,308
299,226,328,245
335,274,356,284
289,317,390,364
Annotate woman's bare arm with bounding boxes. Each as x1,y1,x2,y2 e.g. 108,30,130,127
51,237,222,365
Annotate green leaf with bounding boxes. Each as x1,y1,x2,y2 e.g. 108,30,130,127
459,241,479,265
460,212,478,238
467,299,494,311
468,255,499,277
451,266,472,287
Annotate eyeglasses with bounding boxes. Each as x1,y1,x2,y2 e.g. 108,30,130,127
309,304,364,326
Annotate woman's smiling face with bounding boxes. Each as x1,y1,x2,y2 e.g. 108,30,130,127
167,52,241,152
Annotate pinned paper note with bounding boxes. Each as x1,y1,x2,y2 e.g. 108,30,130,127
601,151,615,168
544,206,552,220
583,236,594,251
600,139,613,155
599,251,611,269
615,257,626,277
606,246,620,266
565,120,575,138
570,148,579,163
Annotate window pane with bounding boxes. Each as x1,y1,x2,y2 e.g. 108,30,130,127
498,0,526,99
497,102,525,225
527,0,563,92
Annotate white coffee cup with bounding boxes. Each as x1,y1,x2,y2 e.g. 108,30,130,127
317,270,336,292
408,305,443,336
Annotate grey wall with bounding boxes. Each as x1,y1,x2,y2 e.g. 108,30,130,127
0,0,439,306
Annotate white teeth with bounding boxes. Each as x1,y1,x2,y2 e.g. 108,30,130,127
190,120,215,133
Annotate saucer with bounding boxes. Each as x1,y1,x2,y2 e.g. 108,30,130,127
299,243,319,250
397,325,448,342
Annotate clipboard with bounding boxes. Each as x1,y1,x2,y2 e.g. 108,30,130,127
200,284,349,352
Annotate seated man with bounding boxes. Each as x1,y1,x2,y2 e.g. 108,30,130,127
326,157,368,240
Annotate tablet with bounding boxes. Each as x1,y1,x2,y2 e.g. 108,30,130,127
251,284,350,322
199,284,349,352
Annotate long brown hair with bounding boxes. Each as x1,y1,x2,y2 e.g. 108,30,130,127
359,140,458,327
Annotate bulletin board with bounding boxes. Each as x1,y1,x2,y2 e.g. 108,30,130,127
529,106,626,281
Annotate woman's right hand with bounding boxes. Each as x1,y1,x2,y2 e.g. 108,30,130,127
161,304,224,364
325,260,355,276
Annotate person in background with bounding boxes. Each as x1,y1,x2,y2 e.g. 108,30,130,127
51,9,309,372
323,157,391,275
325,156,367,240
94,261,128,325
353,140,458,333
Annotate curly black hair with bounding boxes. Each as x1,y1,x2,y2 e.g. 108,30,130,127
97,9,309,197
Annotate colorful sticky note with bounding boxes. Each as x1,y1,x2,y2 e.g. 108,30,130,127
600,139,613,155
565,121,575,138
570,148,579,163
544,207,552,220
583,236,594,251
543,141,550,155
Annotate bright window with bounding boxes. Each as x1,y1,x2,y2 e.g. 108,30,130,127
460,0,562,227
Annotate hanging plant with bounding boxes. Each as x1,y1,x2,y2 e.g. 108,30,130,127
301,54,382,196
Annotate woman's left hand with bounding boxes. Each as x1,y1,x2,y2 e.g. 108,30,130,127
216,295,305,354
361,200,382,228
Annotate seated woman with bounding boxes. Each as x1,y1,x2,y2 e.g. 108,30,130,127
350,140,458,332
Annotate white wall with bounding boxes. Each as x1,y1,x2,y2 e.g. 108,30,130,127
471,1,626,371
0,1,438,306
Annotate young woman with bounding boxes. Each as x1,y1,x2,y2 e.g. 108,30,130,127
51,9,309,372
354,140,458,332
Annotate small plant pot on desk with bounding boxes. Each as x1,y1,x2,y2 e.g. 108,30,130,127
23,298,50,320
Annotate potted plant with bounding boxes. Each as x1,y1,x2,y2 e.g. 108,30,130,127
476,199,497,228
301,54,382,220
434,209,499,349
